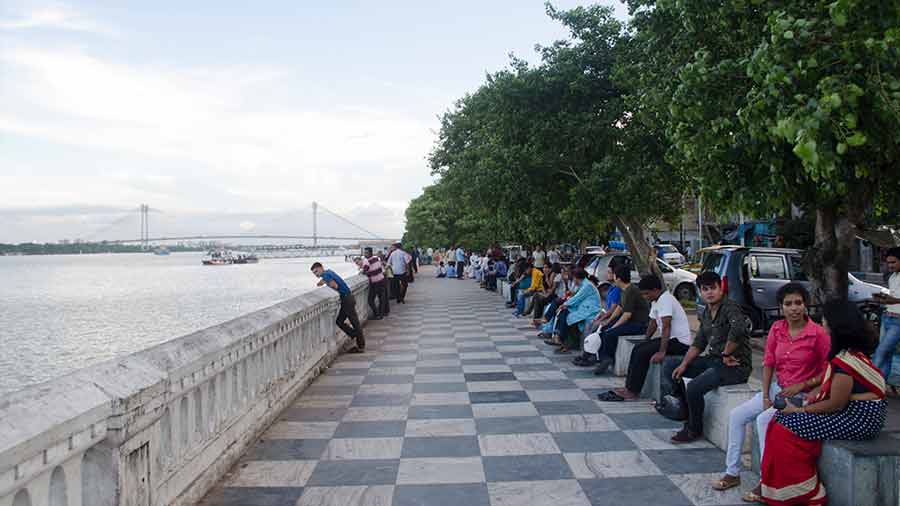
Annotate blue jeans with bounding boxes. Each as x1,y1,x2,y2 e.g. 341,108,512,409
515,291,532,316
874,314,900,379
597,321,649,361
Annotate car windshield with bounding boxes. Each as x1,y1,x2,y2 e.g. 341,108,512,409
658,245,677,253
701,252,725,274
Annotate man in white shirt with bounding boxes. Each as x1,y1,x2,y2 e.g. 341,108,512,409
388,243,412,304
532,245,546,269
548,247,561,265
873,247,900,378
597,274,692,402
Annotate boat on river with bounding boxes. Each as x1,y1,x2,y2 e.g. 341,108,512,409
202,250,259,265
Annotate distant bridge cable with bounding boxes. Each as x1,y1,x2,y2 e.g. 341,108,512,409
315,203,382,240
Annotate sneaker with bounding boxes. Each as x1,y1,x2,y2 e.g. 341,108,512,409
592,357,614,375
671,426,701,444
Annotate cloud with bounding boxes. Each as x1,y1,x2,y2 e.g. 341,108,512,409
0,45,436,237
238,220,256,231
0,5,114,35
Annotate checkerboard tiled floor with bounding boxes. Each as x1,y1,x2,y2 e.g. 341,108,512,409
199,271,757,506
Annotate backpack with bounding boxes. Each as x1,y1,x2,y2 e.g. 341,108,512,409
655,377,688,421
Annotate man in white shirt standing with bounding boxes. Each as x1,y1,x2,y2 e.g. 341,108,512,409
532,245,546,269
873,247,900,379
548,247,561,266
388,243,412,304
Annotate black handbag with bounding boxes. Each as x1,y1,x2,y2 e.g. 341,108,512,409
655,378,688,421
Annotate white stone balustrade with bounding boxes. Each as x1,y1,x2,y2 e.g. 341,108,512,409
0,275,370,506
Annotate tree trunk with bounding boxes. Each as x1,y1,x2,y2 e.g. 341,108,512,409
613,215,663,280
806,206,856,303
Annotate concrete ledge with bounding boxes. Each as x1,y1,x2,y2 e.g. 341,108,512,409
613,336,649,377
499,279,511,302
639,356,684,403
700,383,756,451
751,426,900,506
0,275,370,506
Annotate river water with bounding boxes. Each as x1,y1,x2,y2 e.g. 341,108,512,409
0,252,358,396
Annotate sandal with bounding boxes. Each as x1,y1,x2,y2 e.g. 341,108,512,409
554,346,571,354
742,484,763,503
597,390,625,402
711,474,741,491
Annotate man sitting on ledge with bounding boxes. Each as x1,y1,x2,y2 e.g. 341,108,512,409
597,273,692,400
590,265,651,374
665,271,752,443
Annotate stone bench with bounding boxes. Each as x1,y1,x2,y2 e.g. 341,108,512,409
635,356,757,451
638,355,684,403
499,279,511,302
613,336,650,376
698,382,757,451
751,426,900,506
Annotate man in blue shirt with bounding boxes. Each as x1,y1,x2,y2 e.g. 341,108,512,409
312,262,364,353
455,245,466,279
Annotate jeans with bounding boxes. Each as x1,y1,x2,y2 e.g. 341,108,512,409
456,261,465,278
337,293,365,349
624,339,690,394
486,273,497,290
367,280,388,317
724,383,781,476
532,293,557,319
874,314,900,379
391,272,409,302
597,321,649,361
663,357,750,434
515,291,533,316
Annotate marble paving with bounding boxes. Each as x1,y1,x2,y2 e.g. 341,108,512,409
199,270,757,506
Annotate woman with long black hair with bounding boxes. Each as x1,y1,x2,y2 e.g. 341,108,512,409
760,299,886,505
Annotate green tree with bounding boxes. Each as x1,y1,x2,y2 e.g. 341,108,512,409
663,0,900,300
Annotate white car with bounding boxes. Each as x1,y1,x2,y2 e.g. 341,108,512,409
586,253,697,301
656,244,686,267
848,272,890,302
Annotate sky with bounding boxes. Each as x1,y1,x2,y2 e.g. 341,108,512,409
0,0,629,243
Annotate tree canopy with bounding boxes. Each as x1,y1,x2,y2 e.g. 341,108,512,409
405,1,900,300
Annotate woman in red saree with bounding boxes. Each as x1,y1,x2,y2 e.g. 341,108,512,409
761,300,886,505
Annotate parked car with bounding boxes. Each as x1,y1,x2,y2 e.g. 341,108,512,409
697,246,889,335
655,244,686,266
849,272,890,302
585,253,697,301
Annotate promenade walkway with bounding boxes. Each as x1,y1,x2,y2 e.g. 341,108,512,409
200,270,754,506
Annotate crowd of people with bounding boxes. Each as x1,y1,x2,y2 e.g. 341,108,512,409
311,242,420,354
439,244,899,506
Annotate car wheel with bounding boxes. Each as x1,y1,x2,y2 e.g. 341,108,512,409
675,283,694,301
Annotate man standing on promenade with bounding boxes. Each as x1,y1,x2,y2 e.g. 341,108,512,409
312,262,365,353
873,247,900,379
533,245,546,269
388,243,412,304
361,247,388,319
455,244,466,279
